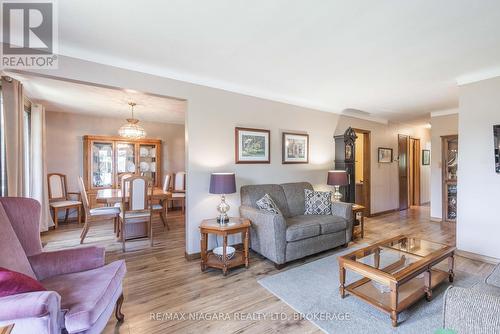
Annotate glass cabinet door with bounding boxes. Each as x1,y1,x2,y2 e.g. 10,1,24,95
445,138,458,180
138,144,157,185
91,142,113,188
116,142,136,174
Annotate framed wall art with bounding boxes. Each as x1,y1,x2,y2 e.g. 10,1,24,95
378,147,393,163
282,132,309,164
235,127,270,164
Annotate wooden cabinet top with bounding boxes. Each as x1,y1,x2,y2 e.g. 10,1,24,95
83,135,162,144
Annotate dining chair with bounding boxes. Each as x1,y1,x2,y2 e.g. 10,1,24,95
118,172,134,188
47,173,82,228
78,177,120,244
119,176,153,251
171,171,186,214
151,175,170,229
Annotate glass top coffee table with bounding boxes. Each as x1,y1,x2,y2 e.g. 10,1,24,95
338,235,456,327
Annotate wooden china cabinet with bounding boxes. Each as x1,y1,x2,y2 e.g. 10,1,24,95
83,135,162,205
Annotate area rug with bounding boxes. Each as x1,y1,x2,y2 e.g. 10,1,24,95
258,246,481,334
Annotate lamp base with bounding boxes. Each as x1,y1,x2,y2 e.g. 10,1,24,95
332,185,343,202
216,215,229,224
216,195,230,224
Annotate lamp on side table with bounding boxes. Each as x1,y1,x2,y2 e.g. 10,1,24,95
209,173,236,224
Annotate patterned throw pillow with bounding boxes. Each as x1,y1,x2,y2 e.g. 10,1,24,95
256,194,282,215
304,189,332,215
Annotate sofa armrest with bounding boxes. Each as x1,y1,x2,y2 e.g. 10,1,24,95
332,201,354,241
239,206,287,264
0,291,60,321
29,246,105,280
442,286,500,333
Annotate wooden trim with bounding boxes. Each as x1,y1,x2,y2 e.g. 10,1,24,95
456,249,500,265
370,208,398,217
234,127,271,164
282,132,309,164
353,128,371,217
83,135,162,143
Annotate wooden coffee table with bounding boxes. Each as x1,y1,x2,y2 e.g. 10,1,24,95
338,235,455,327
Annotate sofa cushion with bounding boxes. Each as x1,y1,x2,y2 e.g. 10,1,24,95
281,182,313,217
304,189,332,215
286,216,321,242
319,215,348,234
41,260,126,333
240,184,290,217
0,203,37,279
256,194,282,215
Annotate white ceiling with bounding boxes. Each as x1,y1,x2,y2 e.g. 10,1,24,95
8,73,186,124
45,1,500,120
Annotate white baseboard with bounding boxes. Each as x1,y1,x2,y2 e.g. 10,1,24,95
456,249,500,265
430,216,442,222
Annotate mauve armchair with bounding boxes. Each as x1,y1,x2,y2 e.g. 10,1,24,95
0,197,127,334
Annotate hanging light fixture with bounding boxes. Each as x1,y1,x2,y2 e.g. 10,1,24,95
118,102,146,139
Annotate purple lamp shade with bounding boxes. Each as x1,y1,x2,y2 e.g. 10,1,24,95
209,173,236,194
327,170,348,186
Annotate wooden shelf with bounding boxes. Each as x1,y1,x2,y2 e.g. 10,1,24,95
347,269,448,313
205,251,245,270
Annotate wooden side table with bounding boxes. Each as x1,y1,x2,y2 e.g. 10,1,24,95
352,204,366,239
200,217,250,276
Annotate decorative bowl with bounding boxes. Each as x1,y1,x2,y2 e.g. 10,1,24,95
213,246,235,261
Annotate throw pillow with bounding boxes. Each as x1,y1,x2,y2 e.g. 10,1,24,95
256,194,282,215
304,189,332,215
0,267,46,298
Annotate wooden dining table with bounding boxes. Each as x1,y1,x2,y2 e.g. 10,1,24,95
96,187,172,204
96,187,172,228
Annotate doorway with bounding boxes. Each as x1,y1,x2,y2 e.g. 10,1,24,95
398,134,421,210
353,128,371,216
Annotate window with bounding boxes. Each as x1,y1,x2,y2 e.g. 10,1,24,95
24,103,31,196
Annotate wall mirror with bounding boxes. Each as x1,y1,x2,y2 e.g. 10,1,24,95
495,125,500,173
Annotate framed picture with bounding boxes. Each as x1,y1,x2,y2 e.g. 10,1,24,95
282,132,309,164
378,147,393,163
422,149,431,166
235,127,270,164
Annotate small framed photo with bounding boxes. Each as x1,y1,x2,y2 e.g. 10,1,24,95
235,127,270,164
422,149,431,165
282,132,309,164
378,147,393,163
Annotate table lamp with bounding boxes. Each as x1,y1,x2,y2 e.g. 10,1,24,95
327,170,348,202
209,173,236,224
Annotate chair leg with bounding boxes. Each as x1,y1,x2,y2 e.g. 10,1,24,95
80,220,90,244
115,293,125,322
121,219,126,252
150,217,153,247
77,206,82,224
64,208,69,223
54,208,59,229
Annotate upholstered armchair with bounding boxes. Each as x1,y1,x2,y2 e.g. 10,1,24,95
0,197,126,334
442,264,500,333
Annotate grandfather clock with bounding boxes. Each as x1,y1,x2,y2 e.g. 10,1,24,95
334,127,357,203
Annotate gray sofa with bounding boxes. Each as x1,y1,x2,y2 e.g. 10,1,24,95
239,182,353,267
442,263,500,333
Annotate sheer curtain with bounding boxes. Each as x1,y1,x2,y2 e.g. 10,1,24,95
1,76,26,197
31,104,54,231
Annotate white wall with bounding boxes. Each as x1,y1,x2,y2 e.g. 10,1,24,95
429,112,459,220
45,111,185,192
33,56,431,255
335,116,431,213
457,77,500,259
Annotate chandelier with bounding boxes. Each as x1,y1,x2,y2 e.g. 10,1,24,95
118,102,146,139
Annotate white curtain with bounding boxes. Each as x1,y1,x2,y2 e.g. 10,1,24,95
1,76,26,197
31,104,54,231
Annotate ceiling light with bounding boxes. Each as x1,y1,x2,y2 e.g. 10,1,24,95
118,102,146,139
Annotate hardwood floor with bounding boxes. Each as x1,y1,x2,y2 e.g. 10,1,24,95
41,206,493,334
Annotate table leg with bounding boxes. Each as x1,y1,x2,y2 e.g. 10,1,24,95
244,228,249,268
360,213,364,238
374,248,380,269
448,254,455,282
200,232,208,272
222,235,228,276
390,282,399,327
424,270,432,301
339,263,346,298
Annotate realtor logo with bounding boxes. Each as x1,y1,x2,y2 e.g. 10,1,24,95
1,0,58,68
